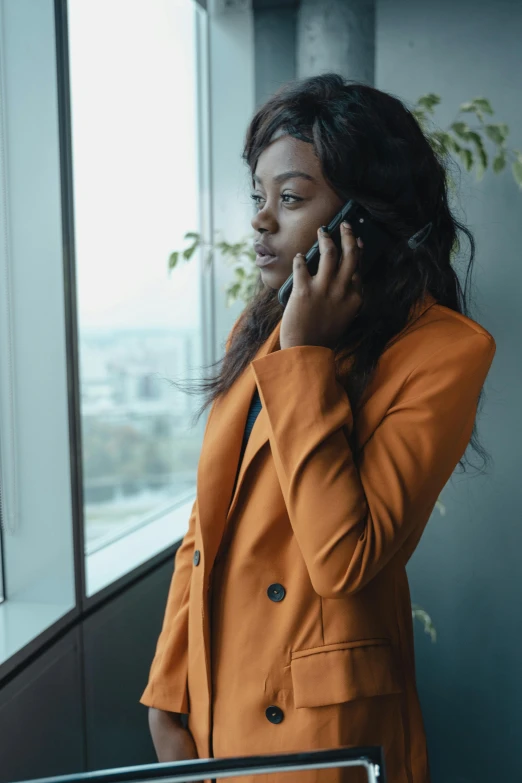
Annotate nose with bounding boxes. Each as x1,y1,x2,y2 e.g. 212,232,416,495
251,201,278,234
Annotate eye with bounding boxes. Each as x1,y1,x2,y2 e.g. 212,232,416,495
249,193,302,208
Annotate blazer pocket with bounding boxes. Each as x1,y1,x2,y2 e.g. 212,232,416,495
290,639,403,709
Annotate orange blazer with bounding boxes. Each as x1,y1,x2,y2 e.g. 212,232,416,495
141,293,496,783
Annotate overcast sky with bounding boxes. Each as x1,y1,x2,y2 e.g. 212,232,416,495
68,0,200,330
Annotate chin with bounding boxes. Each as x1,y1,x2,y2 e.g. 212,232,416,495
259,266,289,291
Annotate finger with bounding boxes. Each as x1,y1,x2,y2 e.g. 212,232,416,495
292,252,309,292
314,226,339,285
351,271,364,296
350,272,364,315
338,221,362,288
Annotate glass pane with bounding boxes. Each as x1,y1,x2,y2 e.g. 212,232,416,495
0,0,76,655
0,526,4,604
67,0,205,570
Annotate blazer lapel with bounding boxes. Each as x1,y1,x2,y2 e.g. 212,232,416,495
196,292,436,575
196,319,281,574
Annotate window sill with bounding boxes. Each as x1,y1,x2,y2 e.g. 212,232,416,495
85,493,195,596
0,600,75,667
0,494,195,668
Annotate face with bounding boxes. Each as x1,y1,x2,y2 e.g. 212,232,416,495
250,133,345,289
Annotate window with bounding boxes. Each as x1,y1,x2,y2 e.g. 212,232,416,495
0,0,76,663
67,0,207,595
0,525,4,604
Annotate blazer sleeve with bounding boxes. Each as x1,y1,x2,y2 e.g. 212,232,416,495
139,497,198,713
250,330,496,598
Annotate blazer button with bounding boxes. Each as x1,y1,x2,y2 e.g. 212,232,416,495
193,550,200,566
267,583,286,602
265,705,284,724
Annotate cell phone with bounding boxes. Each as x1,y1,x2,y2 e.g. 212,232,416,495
277,199,396,307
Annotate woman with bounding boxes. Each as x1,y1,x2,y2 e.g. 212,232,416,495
140,75,496,783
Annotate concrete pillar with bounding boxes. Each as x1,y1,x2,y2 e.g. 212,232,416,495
296,0,375,85
253,0,299,108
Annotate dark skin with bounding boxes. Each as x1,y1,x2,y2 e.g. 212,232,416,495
148,708,198,762
251,134,364,350
148,135,364,762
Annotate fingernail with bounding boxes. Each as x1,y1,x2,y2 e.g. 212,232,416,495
320,225,329,235
341,221,350,230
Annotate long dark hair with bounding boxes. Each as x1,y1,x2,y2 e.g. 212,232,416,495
172,74,490,474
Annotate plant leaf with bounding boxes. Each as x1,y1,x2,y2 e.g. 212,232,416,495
467,131,488,179
472,97,494,115
493,150,506,173
184,231,200,241
512,158,522,189
450,121,473,141
168,251,179,270
415,93,441,113
182,244,197,260
411,604,437,643
444,135,464,156
428,130,466,160
412,108,429,132
458,98,494,124
456,147,474,172
484,123,509,145
450,125,486,180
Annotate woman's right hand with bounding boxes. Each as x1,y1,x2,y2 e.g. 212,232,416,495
148,707,199,762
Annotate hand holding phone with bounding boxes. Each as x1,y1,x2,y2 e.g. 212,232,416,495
277,199,395,307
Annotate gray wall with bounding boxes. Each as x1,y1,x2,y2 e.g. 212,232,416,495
376,1,522,781
253,0,299,109
254,1,521,780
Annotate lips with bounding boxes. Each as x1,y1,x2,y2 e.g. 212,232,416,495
254,241,279,267
254,242,277,257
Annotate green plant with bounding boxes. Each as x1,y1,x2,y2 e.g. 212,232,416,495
412,604,437,643
168,92,514,642
412,94,522,188
169,232,259,307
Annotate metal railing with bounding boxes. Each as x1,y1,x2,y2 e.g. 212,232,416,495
14,746,386,783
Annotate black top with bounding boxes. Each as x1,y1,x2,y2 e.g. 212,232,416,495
228,388,263,502
238,387,262,467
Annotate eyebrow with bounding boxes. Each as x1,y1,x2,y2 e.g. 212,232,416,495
252,170,317,186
